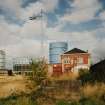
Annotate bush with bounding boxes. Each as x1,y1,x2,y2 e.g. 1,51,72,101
78,69,92,85
30,58,48,85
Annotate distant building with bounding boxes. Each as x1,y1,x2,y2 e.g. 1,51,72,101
13,64,31,71
0,50,5,70
48,42,68,76
49,42,68,64
61,48,91,73
13,57,32,75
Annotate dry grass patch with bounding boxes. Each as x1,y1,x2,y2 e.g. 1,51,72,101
49,72,78,81
82,83,105,100
0,75,35,98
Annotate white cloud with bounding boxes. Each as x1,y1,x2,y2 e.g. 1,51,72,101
0,14,103,64
0,14,48,59
61,0,102,24
0,17,21,46
99,11,105,21
20,1,44,21
0,0,22,18
0,0,59,21
92,38,105,63
3,40,44,57
20,20,44,39
41,0,59,12
20,0,59,21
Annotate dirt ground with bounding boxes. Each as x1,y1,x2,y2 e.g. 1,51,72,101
0,75,35,98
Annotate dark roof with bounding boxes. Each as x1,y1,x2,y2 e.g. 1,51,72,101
90,59,105,82
91,59,105,68
64,48,87,54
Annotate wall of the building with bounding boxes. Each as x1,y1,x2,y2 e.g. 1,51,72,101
13,64,32,75
48,64,62,76
48,64,53,77
13,64,31,71
61,53,90,73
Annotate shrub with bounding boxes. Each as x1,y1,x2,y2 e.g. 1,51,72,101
30,58,48,85
78,69,92,85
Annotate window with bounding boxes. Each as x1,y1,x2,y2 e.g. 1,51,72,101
78,57,83,64
63,58,66,64
63,58,70,64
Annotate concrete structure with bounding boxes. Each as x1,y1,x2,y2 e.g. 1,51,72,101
49,42,68,64
13,57,32,75
61,48,91,73
13,64,31,71
0,50,5,70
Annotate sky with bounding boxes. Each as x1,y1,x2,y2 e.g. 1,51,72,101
0,0,105,68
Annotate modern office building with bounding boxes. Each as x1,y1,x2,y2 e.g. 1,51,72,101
49,42,68,64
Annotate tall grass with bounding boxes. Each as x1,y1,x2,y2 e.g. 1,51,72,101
0,96,37,105
1,68,105,105
82,83,105,100
1,83,105,105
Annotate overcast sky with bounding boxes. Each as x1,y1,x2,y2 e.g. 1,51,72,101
0,0,105,66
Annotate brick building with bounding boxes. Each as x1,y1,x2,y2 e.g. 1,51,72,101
61,48,91,73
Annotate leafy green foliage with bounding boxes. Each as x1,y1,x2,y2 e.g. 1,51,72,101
78,69,92,85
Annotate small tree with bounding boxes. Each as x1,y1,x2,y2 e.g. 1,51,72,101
30,58,48,85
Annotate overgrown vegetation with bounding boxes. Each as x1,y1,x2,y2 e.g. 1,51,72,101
1,91,105,105
78,68,105,84
1,67,105,105
78,69,92,85
0,95,37,105
30,58,48,85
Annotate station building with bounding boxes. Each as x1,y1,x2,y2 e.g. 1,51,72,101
61,48,91,73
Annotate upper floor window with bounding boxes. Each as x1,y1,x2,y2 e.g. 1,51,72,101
78,57,83,64
63,57,70,64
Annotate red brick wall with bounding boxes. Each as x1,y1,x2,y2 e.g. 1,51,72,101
83,56,88,64
61,53,90,72
52,64,62,76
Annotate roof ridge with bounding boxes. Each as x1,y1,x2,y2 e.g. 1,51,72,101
64,48,87,54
